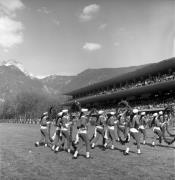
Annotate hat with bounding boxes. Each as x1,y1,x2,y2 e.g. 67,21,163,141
141,112,146,116
110,112,115,115
62,109,68,113
98,110,104,114
58,112,63,116
133,109,139,114
43,112,48,115
81,108,88,112
153,113,158,117
159,111,163,115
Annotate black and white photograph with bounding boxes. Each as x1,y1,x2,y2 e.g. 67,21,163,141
0,0,175,179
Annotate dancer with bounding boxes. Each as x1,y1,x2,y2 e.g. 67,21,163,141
73,108,91,159
59,109,72,153
124,109,141,155
151,112,163,146
35,112,52,148
138,112,147,145
104,111,118,150
52,111,63,152
91,110,106,149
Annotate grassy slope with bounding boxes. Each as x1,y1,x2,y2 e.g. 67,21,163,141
0,123,174,180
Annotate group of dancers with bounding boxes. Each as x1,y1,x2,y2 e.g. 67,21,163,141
35,101,175,159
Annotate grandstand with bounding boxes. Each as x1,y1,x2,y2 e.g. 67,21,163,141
64,58,175,109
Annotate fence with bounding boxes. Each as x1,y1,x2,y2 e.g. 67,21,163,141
0,118,40,124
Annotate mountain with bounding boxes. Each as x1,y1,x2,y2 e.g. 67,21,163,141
41,75,74,95
0,60,32,78
0,62,44,100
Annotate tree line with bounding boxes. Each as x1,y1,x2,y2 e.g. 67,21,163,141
0,91,62,121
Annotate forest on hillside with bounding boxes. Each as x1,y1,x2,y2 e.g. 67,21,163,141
0,91,61,120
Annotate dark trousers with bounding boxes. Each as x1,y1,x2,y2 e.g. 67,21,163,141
53,129,62,146
39,127,52,147
61,130,71,149
139,128,146,141
130,131,140,149
77,133,90,152
92,128,105,145
117,125,128,138
106,129,116,145
153,128,162,143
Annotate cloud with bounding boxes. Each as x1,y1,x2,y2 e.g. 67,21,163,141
99,23,107,30
83,42,101,51
173,37,175,57
0,0,24,50
0,0,24,17
0,16,23,48
37,7,50,14
114,42,120,47
53,19,60,26
80,4,100,22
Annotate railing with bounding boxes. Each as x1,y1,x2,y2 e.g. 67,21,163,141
0,119,40,124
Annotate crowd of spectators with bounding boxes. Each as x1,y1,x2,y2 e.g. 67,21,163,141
131,97,175,111
75,72,175,99
90,97,175,114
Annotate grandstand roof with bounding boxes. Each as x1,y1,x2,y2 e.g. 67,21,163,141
65,80,175,105
65,58,175,95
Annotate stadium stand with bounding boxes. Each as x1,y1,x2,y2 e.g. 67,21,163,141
64,58,175,110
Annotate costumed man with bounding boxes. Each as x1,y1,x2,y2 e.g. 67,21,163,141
124,109,141,155
91,110,106,149
116,111,129,144
151,111,163,146
151,109,175,146
35,112,52,148
104,111,118,150
162,110,175,143
138,112,147,145
51,111,63,152
116,100,132,144
59,109,72,153
73,108,91,159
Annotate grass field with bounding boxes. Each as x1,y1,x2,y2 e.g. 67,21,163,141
0,123,174,180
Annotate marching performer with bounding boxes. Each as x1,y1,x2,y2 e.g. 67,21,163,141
73,108,91,159
104,111,118,150
35,112,52,148
91,110,106,149
124,109,141,155
59,109,72,153
151,112,163,146
116,112,128,144
151,109,175,146
138,112,147,145
51,111,63,152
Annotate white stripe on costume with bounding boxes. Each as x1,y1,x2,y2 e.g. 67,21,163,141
52,132,56,141
108,126,115,130
104,129,108,139
153,127,161,132
61,127,68,131
139,125,145,130
96,126,103,129
40,126,47,129
79,130,87,134
94,127,97,137
130,128,139,133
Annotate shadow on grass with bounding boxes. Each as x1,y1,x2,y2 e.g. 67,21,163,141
143,142,175,149
95,145,137,154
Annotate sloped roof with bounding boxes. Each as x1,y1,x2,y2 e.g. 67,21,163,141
66,57,175,95
65,80,175,105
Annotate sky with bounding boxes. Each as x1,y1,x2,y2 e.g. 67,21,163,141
0,0,174,78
